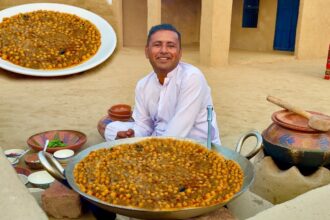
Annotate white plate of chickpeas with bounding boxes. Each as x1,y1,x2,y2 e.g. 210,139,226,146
0,3,116,77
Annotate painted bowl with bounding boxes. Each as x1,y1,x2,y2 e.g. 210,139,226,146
27,130,87,153
263,110,330,169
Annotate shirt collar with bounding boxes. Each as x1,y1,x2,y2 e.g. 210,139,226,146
166,64,180,79
153,63,180,86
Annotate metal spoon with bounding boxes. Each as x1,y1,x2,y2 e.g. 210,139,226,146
43,139,49,152
207,105,213,150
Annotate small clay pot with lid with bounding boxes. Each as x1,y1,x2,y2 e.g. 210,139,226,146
97,104,133,138
108,104,132,121
262,110,330,169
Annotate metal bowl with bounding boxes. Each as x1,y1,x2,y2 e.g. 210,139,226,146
39,131,263,219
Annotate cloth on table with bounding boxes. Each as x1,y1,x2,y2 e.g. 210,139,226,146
0,147,48,220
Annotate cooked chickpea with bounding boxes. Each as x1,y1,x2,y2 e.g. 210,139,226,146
0,10,101,69
73,138,243,210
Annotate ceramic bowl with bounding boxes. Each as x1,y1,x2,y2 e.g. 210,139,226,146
24,153,43,170
4,148,25,157
53,149,74,164
28,171,55,189
27,130,87,153
4,149,25,165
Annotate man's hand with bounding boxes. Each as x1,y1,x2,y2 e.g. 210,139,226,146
115,129,135,139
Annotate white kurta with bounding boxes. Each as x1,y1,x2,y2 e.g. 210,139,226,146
105,62,221,145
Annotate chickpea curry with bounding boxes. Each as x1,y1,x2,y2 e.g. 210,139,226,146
74,138,244,210
0,10,101,69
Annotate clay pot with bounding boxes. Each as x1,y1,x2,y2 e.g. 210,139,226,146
262,110,330,169
97,104,133,138
108,104,132,121
24,153,43,169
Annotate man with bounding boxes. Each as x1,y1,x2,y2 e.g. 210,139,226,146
105,24,221,145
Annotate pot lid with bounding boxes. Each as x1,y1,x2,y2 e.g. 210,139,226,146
271,110,329,132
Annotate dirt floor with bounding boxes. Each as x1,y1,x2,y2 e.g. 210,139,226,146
0,46,328,155
1,2,329,220
1,46,329,220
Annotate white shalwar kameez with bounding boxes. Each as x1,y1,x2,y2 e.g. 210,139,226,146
105,62,221,145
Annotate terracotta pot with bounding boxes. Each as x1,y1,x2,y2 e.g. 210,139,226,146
98,104,134,138
24,153,43,170
262,110,330,169
108,104,132,120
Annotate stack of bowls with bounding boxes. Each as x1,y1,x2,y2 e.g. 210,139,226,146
4,149,26,166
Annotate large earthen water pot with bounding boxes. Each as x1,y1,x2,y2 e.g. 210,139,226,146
262,110,330,169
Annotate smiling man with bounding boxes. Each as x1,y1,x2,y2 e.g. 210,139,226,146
105,24,221,145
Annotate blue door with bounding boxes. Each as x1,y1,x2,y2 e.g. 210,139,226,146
273,0,300,51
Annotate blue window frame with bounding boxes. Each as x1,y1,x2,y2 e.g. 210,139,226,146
242,0,259,28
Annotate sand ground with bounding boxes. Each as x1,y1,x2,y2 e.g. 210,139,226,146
0,46,328,155
1,1,329,220
1,46,330,220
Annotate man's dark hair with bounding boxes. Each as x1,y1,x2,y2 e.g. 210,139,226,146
146,24,181,47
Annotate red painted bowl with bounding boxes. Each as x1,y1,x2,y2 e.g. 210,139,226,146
27,130,87,153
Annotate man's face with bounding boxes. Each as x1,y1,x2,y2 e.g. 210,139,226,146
145,30,182,75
